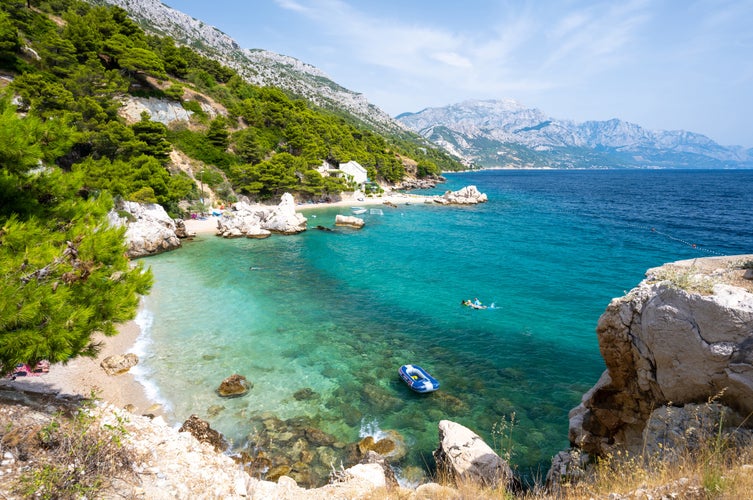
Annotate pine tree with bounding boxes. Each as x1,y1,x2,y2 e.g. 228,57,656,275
0,97,152,373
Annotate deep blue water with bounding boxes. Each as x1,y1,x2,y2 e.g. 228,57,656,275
134,169,753,485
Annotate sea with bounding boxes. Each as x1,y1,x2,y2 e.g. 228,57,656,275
132,169,753,486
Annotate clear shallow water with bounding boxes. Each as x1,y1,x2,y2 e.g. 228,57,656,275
134,169,753,485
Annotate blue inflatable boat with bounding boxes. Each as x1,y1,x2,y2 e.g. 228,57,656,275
399,364,440,393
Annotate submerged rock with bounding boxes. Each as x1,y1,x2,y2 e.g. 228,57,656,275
216,374,251,397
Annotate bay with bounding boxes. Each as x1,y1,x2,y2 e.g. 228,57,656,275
133,169,753,485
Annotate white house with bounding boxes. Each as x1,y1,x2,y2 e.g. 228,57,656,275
338,160,368,186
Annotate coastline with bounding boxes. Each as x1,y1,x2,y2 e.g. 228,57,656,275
3,192,438,418
3,316,162,417
183,192,437,235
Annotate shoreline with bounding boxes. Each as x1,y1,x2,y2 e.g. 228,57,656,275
2,314,162,418
3,192,439,418
183,192,438,235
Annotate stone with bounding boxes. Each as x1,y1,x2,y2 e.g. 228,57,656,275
178,414,227,452
433,185,488,205
359,450,399,488
216,374,251,397
568,255,753,459
357,430,406,461
303,427,335,446
433,420,513,489
173,219,194,238
100,353,138,376
335,214,365,228
293,387,319,400
108,201,181,258
215,193,307,237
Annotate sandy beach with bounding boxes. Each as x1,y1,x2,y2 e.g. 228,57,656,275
2,318,162,417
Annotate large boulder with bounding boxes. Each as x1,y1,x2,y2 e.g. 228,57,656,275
569,255,753,458
100,353,138,376
216,374,251,397
263,193,307,234
433,420,513,489
109,201,181,258
335,214,365,228
216,193,306,237
434,185,488,205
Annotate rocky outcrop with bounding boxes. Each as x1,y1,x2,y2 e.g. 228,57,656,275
393,176,445,190
109,201,181,258
179,414,227,452
433,185,488,205
174,218,194,238
216,193,307,237
433,419,513,489
569,255,753,459
335,214,365,229
100,353,138,376
119,96,222,125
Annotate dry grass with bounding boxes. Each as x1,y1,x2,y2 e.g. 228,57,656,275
0,397,138,499
376,399,753,500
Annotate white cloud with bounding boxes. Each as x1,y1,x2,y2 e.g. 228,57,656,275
273,0,311,14
430,51,473,68
262,0,752,144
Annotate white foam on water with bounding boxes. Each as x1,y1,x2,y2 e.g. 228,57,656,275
129,306,173,412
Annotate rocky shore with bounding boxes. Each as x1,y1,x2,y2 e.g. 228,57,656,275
112,186,488,252
3,255,752,498
552,254,753,484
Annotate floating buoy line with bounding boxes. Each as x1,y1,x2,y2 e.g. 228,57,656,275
649,227,726,256
584,211,727,256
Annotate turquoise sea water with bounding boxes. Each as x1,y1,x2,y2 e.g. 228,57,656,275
133,169,753,485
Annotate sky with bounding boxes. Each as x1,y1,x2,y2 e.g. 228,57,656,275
164,0,753,147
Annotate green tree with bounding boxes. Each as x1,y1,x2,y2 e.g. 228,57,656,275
0,100,152,372
231,152,305,200
207,116,230,149
0,10,20,65
130,112,171,161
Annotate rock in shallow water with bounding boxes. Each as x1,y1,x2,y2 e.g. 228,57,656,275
216,374,251,397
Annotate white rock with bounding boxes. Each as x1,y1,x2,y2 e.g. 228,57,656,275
335,214,365,228
569,255,753,458
110,201,181,258
433,420,512,488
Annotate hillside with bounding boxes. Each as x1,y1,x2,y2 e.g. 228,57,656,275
1,0,465,221
87,0,408,137
397,99,753,169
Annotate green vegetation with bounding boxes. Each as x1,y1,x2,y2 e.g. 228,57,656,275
15,397,136,499
0,0,462,372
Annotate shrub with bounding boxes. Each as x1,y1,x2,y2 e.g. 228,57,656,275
18,401,136,499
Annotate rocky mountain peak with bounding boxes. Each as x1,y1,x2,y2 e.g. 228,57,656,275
397,99,753,169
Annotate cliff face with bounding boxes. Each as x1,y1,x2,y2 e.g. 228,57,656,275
569,255,753,457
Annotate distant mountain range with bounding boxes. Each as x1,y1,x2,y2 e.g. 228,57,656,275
397,99,753,169
92,0,752,170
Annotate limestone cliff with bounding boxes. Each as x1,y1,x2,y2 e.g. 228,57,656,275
569,255,753,457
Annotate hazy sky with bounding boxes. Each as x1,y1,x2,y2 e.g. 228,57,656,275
166,0,753,147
